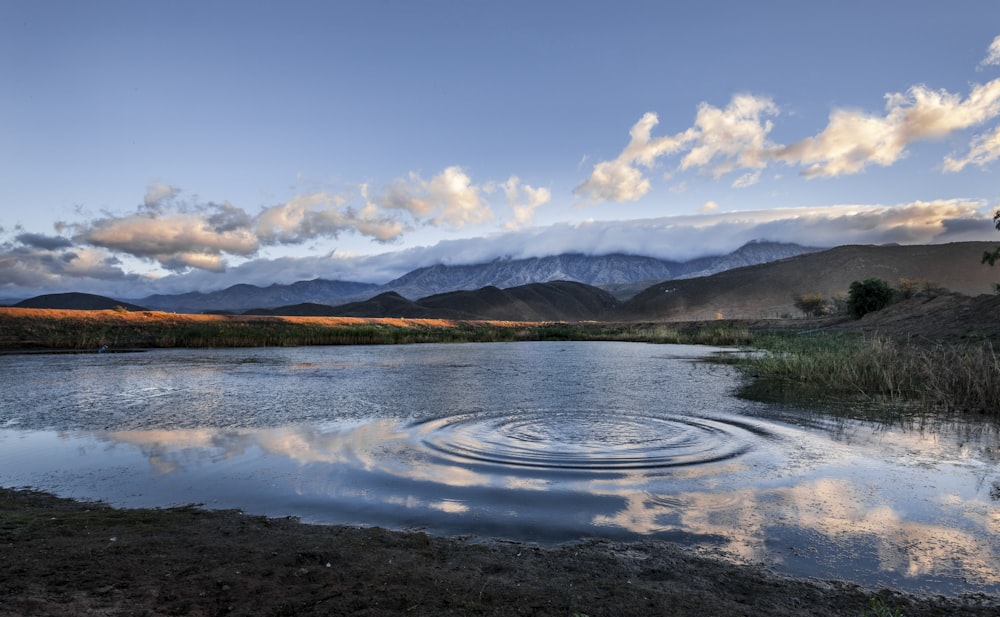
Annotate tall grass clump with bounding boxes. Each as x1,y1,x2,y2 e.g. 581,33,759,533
738,332,1000,416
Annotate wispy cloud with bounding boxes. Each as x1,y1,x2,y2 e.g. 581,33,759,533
943,125,1000,172
981,35,1000,68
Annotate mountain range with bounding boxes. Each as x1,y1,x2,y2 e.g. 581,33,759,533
9,241,999,322
134,240,819,313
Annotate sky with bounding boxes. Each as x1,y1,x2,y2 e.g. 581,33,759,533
3,1,1000,300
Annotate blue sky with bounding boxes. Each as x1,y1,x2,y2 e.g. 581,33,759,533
3,1,1000,299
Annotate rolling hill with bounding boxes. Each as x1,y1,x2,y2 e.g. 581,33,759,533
251,281,620,322
14,293,148,312
14,242,999,323
615,242,1000,321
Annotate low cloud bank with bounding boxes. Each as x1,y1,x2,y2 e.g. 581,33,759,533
1,200,992,299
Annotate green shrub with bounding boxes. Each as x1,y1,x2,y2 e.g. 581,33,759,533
846,278,895,319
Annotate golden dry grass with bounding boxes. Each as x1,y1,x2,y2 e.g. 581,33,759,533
0,307,528,329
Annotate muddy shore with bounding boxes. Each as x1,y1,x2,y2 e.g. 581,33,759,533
2,488,997,617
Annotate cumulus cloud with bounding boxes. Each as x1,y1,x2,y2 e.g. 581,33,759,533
76,207,259,273
14,233,74,251
376,166,494,228
577,35,1000,203
776,80,1000,177
575,96,777,203
0,237,143,293
255,192,404,245
680,95,778,178
502,176,552,230
574,112,697,203
1,164,546,289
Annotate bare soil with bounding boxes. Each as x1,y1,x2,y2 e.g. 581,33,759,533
3,489,998,617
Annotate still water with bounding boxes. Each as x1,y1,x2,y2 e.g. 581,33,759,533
1,342,998,595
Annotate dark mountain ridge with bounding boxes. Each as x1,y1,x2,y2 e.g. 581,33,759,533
14,292,148,312
140,279,380,314
134,241,818,313
252,281,620,322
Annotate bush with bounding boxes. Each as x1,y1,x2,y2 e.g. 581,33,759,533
846,278,895,319
897,277,946,299
793,293,829,317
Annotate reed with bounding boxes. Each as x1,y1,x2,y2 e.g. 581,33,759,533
737,332,1000,416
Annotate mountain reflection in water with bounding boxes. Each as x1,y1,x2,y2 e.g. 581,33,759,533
0,342,997,596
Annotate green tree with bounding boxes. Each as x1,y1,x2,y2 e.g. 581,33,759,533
793,293,829,317
983,210,1000,266
846,278,896,319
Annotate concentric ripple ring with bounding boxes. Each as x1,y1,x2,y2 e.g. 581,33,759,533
409,410,770,471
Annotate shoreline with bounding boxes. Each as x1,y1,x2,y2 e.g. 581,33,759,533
2,487,998,617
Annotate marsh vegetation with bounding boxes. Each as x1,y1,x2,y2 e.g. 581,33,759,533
736,332,1000,417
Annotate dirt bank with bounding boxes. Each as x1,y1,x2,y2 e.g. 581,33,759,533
2,489,997,617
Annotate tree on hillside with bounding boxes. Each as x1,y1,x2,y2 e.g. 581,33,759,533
983,210,1000,266
846,278,896,319
793,293,829,317
897,278,945,299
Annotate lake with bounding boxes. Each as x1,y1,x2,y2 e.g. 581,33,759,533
1,341,997,596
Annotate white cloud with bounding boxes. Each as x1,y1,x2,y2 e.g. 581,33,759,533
243,199,995,283
143,183,180,209
699,201,719,213
575,96,776,203
775,80,1000,177
255,192,404,245
680,94,778,178
373,166,495,228
981,35,1000,68
3,199,993,299
423,166,494,228
943,125,1000,172
574,112,696,203
502,176,552,230
577,39,1000,202
78,210,259,272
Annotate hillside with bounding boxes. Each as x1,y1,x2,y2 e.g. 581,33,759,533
14,293,148,312
141,279,380,314
253,281,619,322
615,242,1000,321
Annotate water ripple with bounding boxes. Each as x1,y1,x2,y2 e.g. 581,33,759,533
410,411,771,471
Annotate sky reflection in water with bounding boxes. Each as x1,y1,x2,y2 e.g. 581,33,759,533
1,342,998,595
